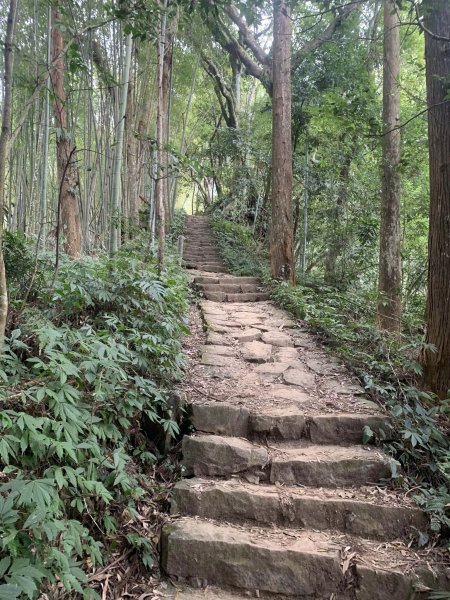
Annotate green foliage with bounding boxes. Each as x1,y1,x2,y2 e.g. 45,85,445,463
0,239,190,598
210,219,268,277
3,232,46,305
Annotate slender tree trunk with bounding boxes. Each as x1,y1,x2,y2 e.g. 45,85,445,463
161,8,178,229
39,4,51,248
421,0,450,398
156,0,168,265
377,0,402,331
0,0,19,341
51,2,82,258
270,0,295,283
325,153,352,285
109,32,133,255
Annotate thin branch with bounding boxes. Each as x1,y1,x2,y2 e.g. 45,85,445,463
371,100,450,137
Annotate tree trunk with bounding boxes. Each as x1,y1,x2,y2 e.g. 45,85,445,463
377,0,402,331
270,0,295,283
51,2,82,258
109,32,133,255
0,0,19,341
421,0,450,398
325,153,352,286
39,5,52,248
156,0,168,265
161,9,178,229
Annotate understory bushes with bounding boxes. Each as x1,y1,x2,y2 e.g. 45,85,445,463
211,218,450,546
0,235,190,599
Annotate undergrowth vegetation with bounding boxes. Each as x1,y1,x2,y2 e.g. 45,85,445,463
212,218,450,547
0,235,190,599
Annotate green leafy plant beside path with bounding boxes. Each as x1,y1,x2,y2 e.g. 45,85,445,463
0,235,190,599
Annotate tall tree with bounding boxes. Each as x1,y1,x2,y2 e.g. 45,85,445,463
0,0,19,340
109,32,133,255
377,0,402,331
156,0,168,265
421,0,450,398
51,2,82,257
270,0,294,283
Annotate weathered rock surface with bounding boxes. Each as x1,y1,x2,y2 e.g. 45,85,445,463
270,445,394,487
162,518,447,599
182,435,268,477
172,478,428,540
241,340,272,363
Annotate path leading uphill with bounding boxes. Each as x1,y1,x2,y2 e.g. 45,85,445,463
161,216,449,599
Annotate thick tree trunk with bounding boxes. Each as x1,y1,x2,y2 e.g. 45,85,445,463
421,0,450,398
0,0,19,341
51,3,82,258
377,0,402,331
270,0,295,283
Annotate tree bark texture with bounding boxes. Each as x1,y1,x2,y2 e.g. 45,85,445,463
0,0,19,341
377,0,402,331
156,0,168,265
421,0,450,398
270,0,295,283
51,3,82,258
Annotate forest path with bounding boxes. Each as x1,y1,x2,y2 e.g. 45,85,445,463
160,216,449,599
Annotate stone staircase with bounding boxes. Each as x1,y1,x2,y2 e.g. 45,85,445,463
161,217,450,599
183,216,269,302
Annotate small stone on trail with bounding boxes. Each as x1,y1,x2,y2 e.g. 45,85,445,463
261,331,294,347
241,341,272,363
283,367,316,389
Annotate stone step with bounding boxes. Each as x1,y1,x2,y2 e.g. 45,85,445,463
171,478,427,541
183,252,222,262
187,265,227,273
203,291,270,302
199,283,263,294
183,262,225,271
190,401,391,444
194,276,261,285
162,518,446,599
182,435,395,486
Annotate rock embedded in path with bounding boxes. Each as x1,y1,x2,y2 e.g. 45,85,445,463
283,367,316,389
201,352,239,368
191,402,250,437
232,328,262,342
205,331,231,346
261,330,294,347
241,340,272,363
182,435,268,477
200,344,235,357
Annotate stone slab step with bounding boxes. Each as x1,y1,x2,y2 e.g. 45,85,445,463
182,435,395,486
190,401,391,444
194,276,261,285
203,291,270,302
271,443,394,486
171,478,426,540
162,518,447,599
184,264,226,273
183,254,222,261
199,283,262,294
157,583,279,600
